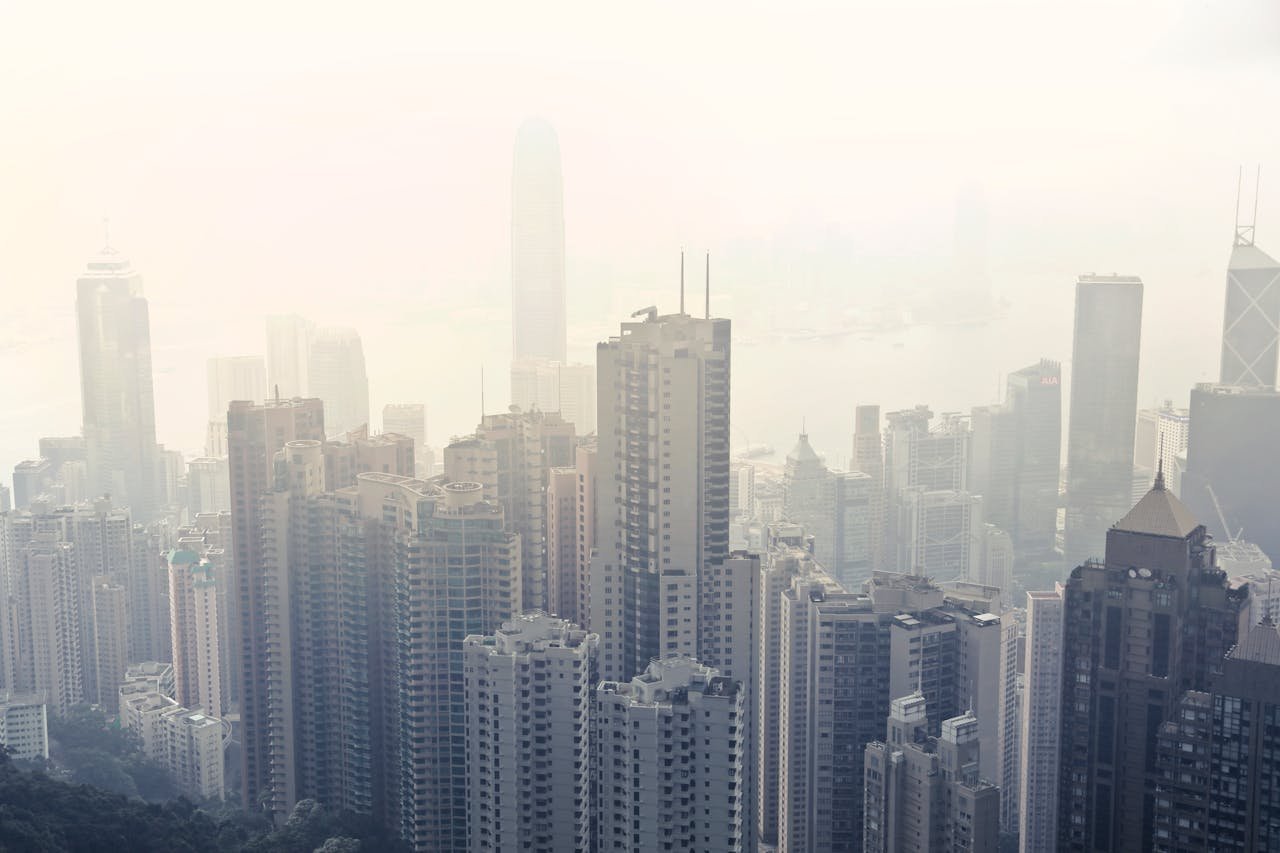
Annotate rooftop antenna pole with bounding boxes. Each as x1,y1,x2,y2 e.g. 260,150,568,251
680,249,685,314
705,251,710,319
1235,166,1244,247
1254,165,1262,235
1156,432,1165,490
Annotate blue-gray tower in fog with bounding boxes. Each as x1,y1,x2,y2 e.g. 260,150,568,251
511,118,567,364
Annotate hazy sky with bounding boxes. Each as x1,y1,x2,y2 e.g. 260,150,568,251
1,0,1278,474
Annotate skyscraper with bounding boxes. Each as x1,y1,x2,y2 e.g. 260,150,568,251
381,403,427,476
1183,382,1280,564
971,359,1062,558
511,118,566,364
1055,472,1246,851
883,407,971,570
308,327,370,437
1063,274,1143,564
591,308,731,682
206,356,266,456
852,404,886,571
265,314,313,398
227,398,325,811
1018,586,1064,853
76,245,160,520
1219,224,1280,388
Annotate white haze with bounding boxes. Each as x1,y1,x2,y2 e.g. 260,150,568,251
1,0,1278,475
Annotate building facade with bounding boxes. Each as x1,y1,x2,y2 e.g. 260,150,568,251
591,309,731,682
1056,474,1246,851
595,656,746,853
463,613,597,853
1063,274,1143,564
76,246,161,520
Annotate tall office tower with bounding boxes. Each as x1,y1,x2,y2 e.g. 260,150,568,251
1063,274,1143,564
510,360,598,436
463,613,597,853
265,314,313,398
899,488,982,580
381,403,428,476
186,457,231,515
863,695,1000,852
755,542,840,849
971,360,1062,558
167,534,224,717
206,356,266,456
1055,474,1246,852
596,656,746,853
591,308,731,681
11,459,53,510
1183,382,1280,563
227,398,325,810
1134,401,1189,487
996,608,1025,837
17,535,83,715
0,485,10,513
308,327,370,438
90,578,129,712
1018,587,1064,853
76,245,160,521
975,522,1014,597
852,404,886,571
511,117,566,364
1151,622,1280,851
783,431,877,583
556,362,596,435
884,408,971,570
39,436,87,472
445,408,574,612
1219,219,1280,387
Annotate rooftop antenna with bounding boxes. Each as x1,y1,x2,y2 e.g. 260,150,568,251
705,252,711,319
680,249,685,315
1235,164,1260,248
274,384,280,403
1155,433,1166,490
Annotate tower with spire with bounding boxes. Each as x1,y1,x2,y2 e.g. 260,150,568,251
1219,171,1280,388
1055,473,1248,851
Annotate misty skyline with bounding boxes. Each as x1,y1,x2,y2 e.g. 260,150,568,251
2,0,1278,477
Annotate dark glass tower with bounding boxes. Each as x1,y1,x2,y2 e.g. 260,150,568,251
1056,473,1246,852
1063,274,1143,564
1182,382,1280,564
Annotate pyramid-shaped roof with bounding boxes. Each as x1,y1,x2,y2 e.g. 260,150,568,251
1112,473,1201,539
1229,242,1280,272
787,432,821,464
